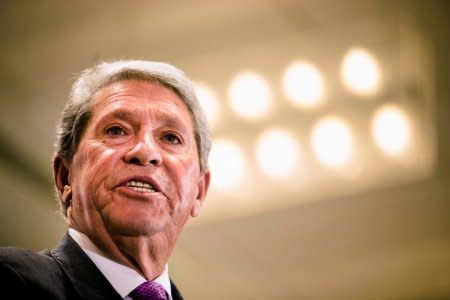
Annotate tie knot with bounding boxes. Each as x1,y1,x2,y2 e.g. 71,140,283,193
130,281,168,300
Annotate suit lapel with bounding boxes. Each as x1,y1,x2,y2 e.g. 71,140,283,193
170,280,184,300
49,232,122,300
49,232,184,300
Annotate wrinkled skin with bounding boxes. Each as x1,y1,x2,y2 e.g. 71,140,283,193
53,80,210,280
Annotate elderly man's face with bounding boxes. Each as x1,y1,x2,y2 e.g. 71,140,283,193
60,80,209,242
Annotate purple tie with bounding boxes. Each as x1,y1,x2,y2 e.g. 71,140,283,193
129,281,168,300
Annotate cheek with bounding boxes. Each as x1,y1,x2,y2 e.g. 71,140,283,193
168,156,200,205
73,144,118,196
83,144,116,166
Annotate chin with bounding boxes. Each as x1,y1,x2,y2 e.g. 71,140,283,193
106,215,168,237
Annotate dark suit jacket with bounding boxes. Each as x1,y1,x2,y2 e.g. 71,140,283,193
0,232,183,300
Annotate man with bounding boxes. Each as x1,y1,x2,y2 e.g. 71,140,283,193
0,60,211,300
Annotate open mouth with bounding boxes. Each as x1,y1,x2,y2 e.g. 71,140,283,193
126,180,156,193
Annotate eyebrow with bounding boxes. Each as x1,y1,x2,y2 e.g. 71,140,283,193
108,110,135,121
98,108,191,133
156,111,191,135
93,110,133,126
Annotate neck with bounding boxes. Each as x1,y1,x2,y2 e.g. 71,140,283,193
111,234,172,280
70,224,174,280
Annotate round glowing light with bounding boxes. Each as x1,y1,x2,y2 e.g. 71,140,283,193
372,104,411,156
209,140,246,189
341,48,381,95
282,61,325,108
256,128,300,178
228,71,272,120
194,82,220,127
312,116,353,168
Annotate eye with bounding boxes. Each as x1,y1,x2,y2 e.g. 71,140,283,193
105,125,126,136
162,133,182,145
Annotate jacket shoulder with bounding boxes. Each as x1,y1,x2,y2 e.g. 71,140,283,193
0,246,54,266
0,247,77,299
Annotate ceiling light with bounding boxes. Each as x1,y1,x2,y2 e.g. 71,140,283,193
256,128,300,178
194,82,220,128
282,61,325,109
209,139,246,189
312,116,354,168
372,104,412,156
228,71,272,120
341,47,381,96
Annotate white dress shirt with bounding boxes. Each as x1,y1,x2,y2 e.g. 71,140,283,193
68,228,172,300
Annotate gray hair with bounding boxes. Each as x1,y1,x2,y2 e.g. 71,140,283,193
55,59,211,173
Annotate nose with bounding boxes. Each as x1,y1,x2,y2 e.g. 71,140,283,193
124,131,162,166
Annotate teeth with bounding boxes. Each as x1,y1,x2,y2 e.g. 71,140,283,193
126,180,155,192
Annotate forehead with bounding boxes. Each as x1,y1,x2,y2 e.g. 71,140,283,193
91,80,193,126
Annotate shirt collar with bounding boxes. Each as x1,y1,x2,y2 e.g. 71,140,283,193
68,228,172,299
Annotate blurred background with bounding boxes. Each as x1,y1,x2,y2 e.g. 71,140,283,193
1,0,449,299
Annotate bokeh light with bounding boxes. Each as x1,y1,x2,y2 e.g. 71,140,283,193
372,104,412,156
256,128,300,178
341,47,381,96
228,71,272,120
312,116,354,168
209,139,246,189
194,82,220,128
282,61,325,109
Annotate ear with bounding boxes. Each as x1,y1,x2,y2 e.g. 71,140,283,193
190,171,210,218
53,156,72,206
